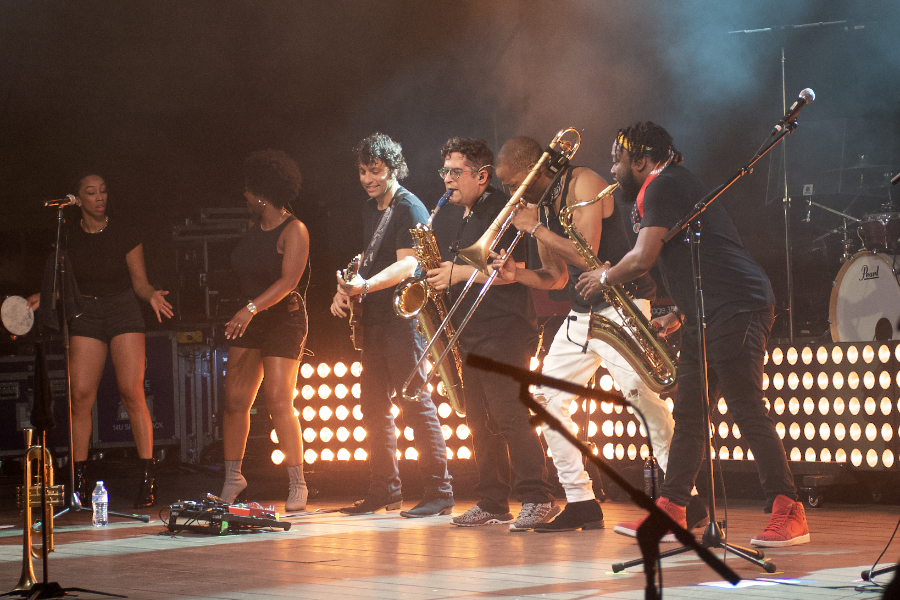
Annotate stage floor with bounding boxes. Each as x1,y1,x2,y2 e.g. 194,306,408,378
1,484,897,600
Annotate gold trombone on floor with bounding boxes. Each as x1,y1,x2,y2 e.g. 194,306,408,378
401,128,582,402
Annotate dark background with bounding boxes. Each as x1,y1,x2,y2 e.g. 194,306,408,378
1,0,898,359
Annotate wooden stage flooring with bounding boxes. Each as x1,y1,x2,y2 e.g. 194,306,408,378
2,483,898,600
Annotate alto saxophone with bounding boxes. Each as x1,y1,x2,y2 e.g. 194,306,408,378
393,191,466,414
559,182,677,394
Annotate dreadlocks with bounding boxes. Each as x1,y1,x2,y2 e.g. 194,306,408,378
615,122,684,166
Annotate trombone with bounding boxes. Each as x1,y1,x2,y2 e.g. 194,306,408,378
402,128,582,402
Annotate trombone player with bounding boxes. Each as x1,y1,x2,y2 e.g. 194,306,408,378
491,135,679,532
425,137,558,531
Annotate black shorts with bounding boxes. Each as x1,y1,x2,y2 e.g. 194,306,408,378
70,289,145,344
228,295,307,360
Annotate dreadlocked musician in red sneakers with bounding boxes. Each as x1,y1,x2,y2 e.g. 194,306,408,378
576,122,810,548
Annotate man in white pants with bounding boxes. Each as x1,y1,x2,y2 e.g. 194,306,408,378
493,135,675,532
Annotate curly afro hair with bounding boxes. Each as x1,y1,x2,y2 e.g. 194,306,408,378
440,137,494,171
243,150,303,211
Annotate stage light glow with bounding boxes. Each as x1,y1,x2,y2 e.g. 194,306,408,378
789,423,800,440
334,362,348,377
836,448,846,462
834,397,845,415
603,443,614,459
351,361,362,376
866,449,877,468
804,423,815,440
270,429,279,444
335,384,348,399
335,405,349,420
847,346,859,363
601,401,614,414
602,420,614,436
880,371,891,390
763,374,769,390
457,446,472,459
353,405,363,420
293,388,300,399
775,422,785,439
626,421,636,437
293,407,300,418
832,346,844,364
772,373,784,390
817,373,829,390
391,404,400,418
303,429,316,442
599,374,614,391
801,347,813,364
337,448,351,460
802,372,813,390
879,345,890,363
883,424,893,442
321,449,334,461
300,363,314,378
863,345,875,363
805,448,816,461
803,397,814,415
716,398,727,414
864,372,876,389
786,347,798,365
883,450,894,468
847,372,859,389
819,423,830,440
317,363,331,378
318,384,332,400
337,427,349,442
883,397,892,416
615,444,625,460
530,356,540,371
866,397,877,415
353,427,366,442
773,397,785,415
302,385,315,400
569,400,578,414
438,403,451,418
354,448,367,460
441,424,452,440
405,447,418,460
849,397,860,415
790,447,801,461
445,447,454,459
818,397,829,415
866,423,877,442
821,448,831,461
732,423,741,439
747,449,754,461
319,406,332,421
719,446,729,459
394,427,401,440
789,372,800,390
352,383,361,399
816,346,828,364
850,423,861,441
789,397,799,415
719,422,729,438
835,423,846,440
320,427,334,442
271,449,285,465
627,444,637,460
404,427,414,441
304,449,317,463
771,348,783,365
733,446,744,460
588,421,597,436
614,421,624,437
302,406,316,421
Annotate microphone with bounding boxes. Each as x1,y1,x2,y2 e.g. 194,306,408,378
43,194,77,208
772,88,815,134
803,198,811,223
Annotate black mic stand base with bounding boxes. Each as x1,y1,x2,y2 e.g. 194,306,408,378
5,582,126,600
612,521,777,574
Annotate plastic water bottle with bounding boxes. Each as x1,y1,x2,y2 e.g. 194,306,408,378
643,456,660,500
92,481,109,527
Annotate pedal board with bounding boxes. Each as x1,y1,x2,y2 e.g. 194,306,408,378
166,497,290,535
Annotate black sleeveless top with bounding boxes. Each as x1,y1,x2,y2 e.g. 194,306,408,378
546,167,657,312
231,215,301,300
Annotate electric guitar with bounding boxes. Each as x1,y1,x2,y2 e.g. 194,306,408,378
341,254,363,350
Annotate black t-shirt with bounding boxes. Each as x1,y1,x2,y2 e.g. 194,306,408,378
360,187,427,324
66,219,141,297
639,164,775,330
446,186,537,347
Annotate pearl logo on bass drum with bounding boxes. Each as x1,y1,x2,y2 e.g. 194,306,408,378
859,264,880,281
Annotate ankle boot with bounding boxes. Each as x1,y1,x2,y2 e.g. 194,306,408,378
285,464,308,512
220,460,247,504
134,458,157,509
73,460,89,506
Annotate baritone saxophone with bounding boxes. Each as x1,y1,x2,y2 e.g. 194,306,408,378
559,182,677,394
393,190,465,414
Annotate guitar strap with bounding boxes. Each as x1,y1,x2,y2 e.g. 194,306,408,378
359,187,409,279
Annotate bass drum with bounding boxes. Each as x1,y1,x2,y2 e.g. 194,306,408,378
829,252,900,342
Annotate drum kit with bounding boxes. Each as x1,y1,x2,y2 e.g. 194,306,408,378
818,206,900,342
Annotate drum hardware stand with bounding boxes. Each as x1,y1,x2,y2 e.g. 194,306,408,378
807,203,861,263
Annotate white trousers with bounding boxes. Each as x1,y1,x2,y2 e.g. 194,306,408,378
535,302,675,502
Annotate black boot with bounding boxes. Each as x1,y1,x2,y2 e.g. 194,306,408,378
73,460,89,506
533,499,605,532
399,492,454,518
134,458,156,509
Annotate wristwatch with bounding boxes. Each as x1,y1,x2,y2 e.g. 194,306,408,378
246,302,258,315
599,269,609,286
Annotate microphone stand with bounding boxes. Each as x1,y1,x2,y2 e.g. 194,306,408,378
466,354,741,600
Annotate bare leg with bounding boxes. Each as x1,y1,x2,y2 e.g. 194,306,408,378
69,336,108,462
109,333,153,459
260,356,302,466
222,347,264,461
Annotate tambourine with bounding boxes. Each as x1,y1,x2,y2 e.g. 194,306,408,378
1,295,35,338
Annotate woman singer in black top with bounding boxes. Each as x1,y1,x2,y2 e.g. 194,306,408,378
220,150,310,511
27,173,174,508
